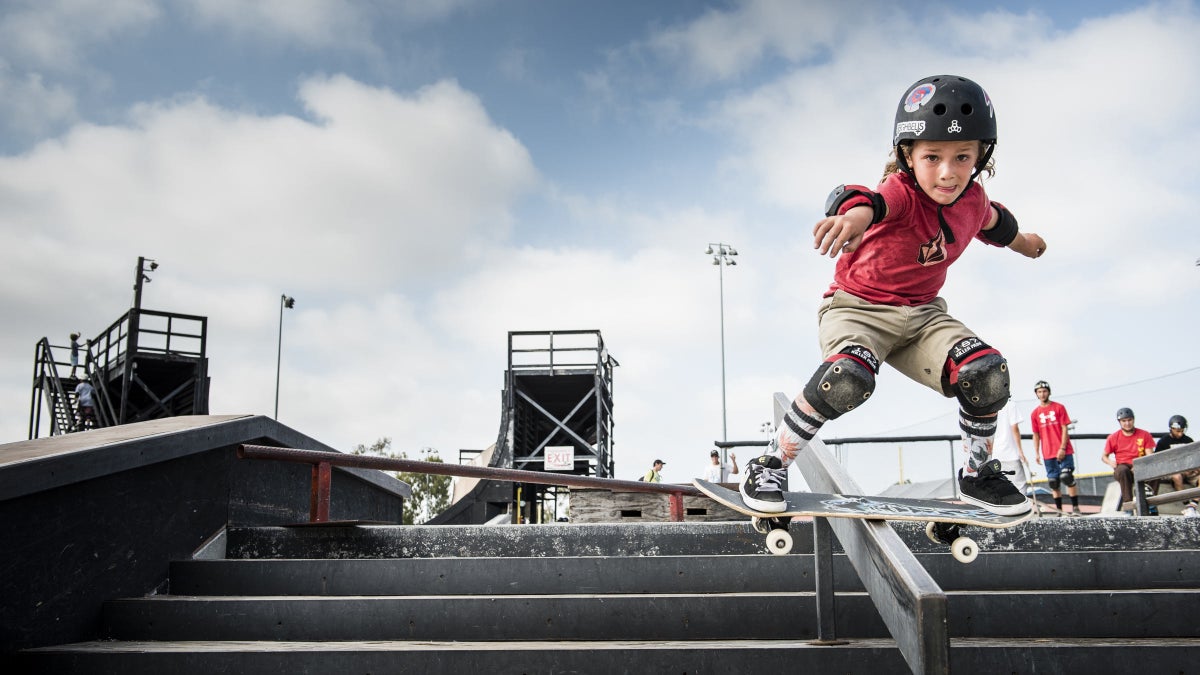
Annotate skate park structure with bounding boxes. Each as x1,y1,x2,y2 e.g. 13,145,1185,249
7,305,1200,671
29,258,210,439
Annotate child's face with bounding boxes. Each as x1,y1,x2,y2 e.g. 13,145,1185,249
906,140,981,206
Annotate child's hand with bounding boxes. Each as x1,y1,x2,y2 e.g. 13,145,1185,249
1012,232,1047,259
814,207,872,258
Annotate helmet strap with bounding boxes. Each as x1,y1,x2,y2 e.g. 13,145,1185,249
971,142,996,180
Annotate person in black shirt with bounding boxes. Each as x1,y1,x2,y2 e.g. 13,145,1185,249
1155,415,1195,498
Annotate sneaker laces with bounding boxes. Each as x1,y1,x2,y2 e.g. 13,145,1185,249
753,465,786,493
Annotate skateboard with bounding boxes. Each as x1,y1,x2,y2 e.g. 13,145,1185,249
695,478,1033,563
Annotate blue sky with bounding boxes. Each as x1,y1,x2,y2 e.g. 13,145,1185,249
2,0,1198,494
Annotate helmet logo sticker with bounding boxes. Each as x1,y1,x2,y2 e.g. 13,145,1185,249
895,120,925,137
904,83,936,112
948,120,963,134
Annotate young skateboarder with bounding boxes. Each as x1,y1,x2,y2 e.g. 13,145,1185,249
742,75,1045,517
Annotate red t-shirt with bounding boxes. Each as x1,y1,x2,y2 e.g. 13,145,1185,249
1104,428,1156,465
825,172,1003,306
1031,402,1074,459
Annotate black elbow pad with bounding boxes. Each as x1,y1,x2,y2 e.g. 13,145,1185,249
984,202,1019,246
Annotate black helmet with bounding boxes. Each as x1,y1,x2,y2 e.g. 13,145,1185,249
1033,380,1051,393
1170,415,1188,430
894,75,996,176
1116,407,1135,420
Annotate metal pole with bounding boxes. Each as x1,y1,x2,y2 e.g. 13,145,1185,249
719,257,727,444
133,256,145,311
706,242,736,463
275,294,292,419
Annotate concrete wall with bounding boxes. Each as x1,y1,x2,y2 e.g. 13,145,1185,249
570,487,744,523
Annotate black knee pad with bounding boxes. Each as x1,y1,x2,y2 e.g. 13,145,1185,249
803,346,878,420
1048,478,1061,490
1060,469,1075,488
949,347,1010,416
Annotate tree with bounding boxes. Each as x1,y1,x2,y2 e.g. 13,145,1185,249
352,437,452,525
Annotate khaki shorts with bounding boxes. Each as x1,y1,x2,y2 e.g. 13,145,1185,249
817,290,977,397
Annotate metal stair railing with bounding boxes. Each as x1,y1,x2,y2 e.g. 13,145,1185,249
29,338,71,437
236,444,701,523
769,392,948,675
86,346,116,429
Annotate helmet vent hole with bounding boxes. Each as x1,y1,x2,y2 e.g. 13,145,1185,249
961,103,974,116
933,103,946,116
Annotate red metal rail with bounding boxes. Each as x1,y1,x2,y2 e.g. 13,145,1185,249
237,444,702,523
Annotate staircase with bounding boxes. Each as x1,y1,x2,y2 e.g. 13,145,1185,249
29,337,114,437
18,518,1200,674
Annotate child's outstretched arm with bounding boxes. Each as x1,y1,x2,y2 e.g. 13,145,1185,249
814,206,873,258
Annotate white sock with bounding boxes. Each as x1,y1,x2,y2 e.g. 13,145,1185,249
774,395,826,469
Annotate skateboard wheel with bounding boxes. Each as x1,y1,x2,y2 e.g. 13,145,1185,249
765,529,793,555
951,536,978,564
751,517,770,535
925,522,940,544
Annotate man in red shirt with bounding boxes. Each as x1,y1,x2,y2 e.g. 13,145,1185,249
1102,407,1156,511
1029,380,1080,515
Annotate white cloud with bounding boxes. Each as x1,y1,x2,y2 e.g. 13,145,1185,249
176,0,483,48
648,0,846,83
0,63,77,135
0,76,537,294
0,0,160,71
0,74,538,454
177,0,374,49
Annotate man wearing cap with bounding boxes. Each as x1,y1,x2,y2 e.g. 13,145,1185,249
703,449,739,483
1102,408,1156,512
642,459,666,483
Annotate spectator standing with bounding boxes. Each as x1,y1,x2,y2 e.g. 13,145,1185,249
642,459,665,483
991,399,1031,494
69,332,82,378
1101,408,1156,513
1030,380,1081,515
704,450,739,483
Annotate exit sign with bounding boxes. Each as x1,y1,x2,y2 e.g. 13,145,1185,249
545,446,574,471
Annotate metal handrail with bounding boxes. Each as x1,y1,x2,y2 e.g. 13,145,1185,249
237,444,700,523
771,393,948,674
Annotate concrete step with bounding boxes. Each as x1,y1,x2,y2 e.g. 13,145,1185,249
170,549,1200,596
22,637,1200,675
100,589,1198,642
225,517,1200,559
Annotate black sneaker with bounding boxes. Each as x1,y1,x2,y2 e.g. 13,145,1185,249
740,455,788,513
959,459,1031,516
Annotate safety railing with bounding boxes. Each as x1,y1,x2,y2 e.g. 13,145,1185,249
1127,440,1200,514
782,393,950,674
237,444,701,523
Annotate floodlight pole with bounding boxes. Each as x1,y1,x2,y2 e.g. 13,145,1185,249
275,294,295,419
705,243,738,451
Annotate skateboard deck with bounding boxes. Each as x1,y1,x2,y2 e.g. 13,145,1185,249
694,478,1033,528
